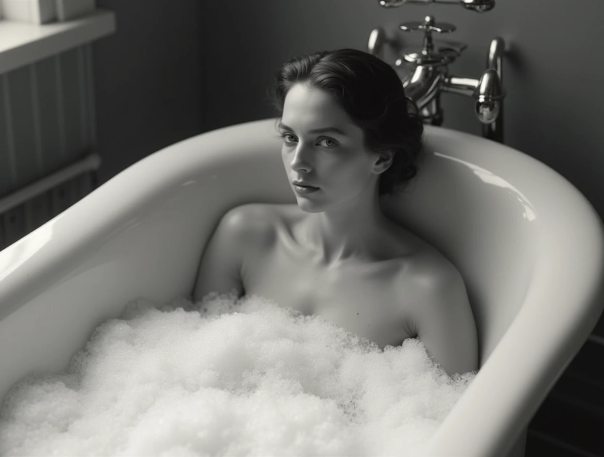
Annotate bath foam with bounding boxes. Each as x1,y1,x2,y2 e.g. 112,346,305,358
0,294,475,457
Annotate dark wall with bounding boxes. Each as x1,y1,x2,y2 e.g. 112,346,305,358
93,0,204,183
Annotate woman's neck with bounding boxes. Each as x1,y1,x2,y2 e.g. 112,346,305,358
301,189,388,265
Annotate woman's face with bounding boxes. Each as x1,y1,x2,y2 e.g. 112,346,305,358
278,82,383,213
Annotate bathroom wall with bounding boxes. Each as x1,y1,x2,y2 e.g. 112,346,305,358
198,2,604,456
92,0,203,182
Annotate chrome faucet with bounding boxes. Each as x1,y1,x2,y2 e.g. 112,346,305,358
368,4,505,142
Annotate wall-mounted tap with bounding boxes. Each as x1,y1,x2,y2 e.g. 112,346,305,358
368,12,505,142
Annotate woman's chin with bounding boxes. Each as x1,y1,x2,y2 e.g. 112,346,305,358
295,198,324,213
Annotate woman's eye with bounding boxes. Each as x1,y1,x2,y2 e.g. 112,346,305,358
279,133,337,148
280,133,298,145
318,137,338,148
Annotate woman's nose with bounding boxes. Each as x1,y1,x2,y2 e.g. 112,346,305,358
290,144,313,174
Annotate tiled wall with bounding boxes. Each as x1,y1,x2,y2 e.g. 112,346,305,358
0,44,97,249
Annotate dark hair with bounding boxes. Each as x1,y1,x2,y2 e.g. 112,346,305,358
271,48,423,195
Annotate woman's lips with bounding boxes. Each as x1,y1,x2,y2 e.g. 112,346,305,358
292,181,319,194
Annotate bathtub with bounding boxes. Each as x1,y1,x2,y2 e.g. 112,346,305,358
1,118,603,457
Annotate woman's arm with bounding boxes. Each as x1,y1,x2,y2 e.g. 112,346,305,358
193,204,277,302
407,264,479,376
193,207,248,301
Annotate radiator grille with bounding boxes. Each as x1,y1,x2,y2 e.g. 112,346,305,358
0,44,97,251
0,169,98,250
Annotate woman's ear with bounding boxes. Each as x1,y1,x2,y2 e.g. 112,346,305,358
372,150,394,175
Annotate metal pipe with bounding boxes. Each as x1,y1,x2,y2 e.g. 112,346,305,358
483,37,505,142
0,153,101,214
487,37,504,80
442,76,479,97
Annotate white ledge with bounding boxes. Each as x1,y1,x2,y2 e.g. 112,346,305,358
0,9,115,74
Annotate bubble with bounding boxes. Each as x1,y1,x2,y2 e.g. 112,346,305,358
0,295,474,456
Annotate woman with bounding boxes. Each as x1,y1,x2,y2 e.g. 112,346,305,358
193,49,477,376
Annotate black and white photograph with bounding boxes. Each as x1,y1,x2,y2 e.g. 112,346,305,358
0,1,603,456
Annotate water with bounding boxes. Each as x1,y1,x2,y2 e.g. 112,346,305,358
0,294,475,457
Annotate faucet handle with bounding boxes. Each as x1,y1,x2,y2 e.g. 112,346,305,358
399,16,461,65
400,15,456,34
368,27,388,57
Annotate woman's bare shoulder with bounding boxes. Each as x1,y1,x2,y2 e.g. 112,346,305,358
383,222,465,293
405,243,464,292
416,243,460,280
218,203,300,246
393,233,471,329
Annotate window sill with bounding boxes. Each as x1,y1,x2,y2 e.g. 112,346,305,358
0,9,115,73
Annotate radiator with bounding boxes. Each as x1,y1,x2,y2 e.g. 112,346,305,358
0,153,101,250
0,44,99,251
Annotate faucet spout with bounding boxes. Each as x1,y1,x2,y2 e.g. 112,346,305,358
474,68,504,124
402,65,444,110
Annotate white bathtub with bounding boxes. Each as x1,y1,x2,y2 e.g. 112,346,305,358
1,118,603,457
